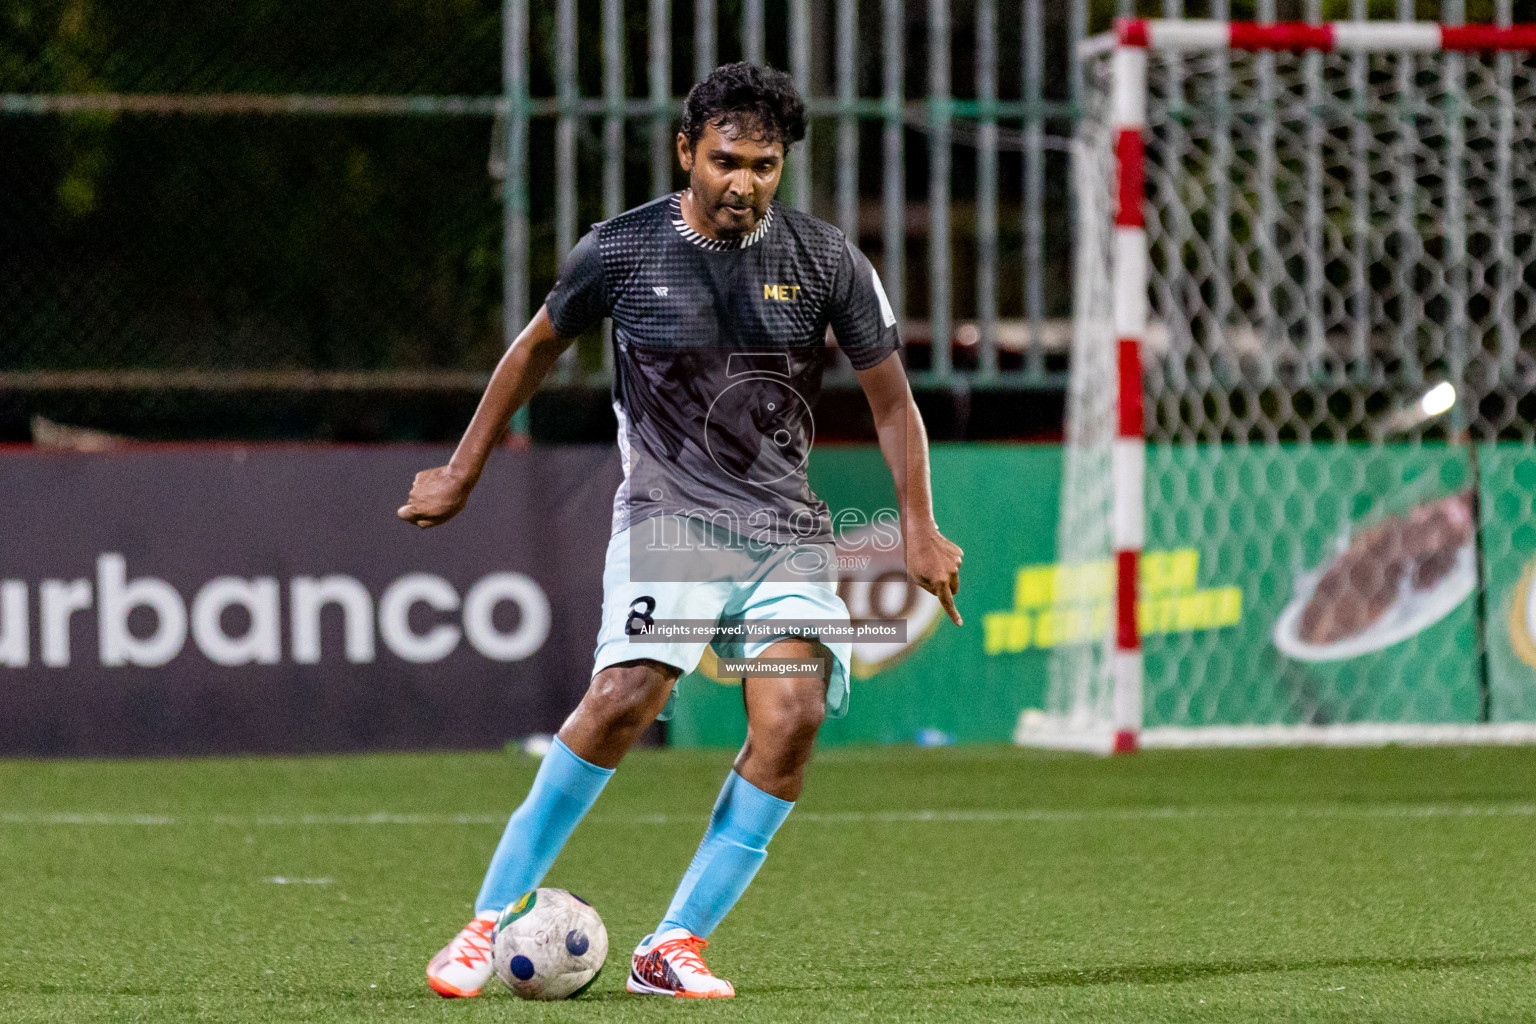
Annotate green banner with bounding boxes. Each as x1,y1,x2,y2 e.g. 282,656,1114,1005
667,444,1061,748
1477,443,1536,721
668,441,1507,749
974,444,1482,730
1141,444,1482,727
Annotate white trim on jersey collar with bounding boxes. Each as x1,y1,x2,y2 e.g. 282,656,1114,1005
669,192,774,251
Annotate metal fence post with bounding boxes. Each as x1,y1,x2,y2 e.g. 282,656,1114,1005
504,0,531,436
1303,0,1326,379
1445,0,1469,434
744,0,765,66
695,0,716,80
977,0,998,378
928,0,951,376
555,0,579,382
882,0,905,328
1349,0,1370,370
789,0,811,210
651,0,672,200
1496,0,1516,376
602,0,625,379
836,0,859,242
1024,0,1044,380
556,0,578,262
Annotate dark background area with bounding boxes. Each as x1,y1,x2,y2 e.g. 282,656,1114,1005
6,0,1525,444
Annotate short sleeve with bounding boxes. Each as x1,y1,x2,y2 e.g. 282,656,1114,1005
544,230,608,337
826,239,902,371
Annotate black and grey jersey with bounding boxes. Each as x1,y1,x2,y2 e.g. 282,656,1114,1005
544,192,901,544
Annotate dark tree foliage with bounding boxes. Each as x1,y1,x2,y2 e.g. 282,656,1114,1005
2,0,506,431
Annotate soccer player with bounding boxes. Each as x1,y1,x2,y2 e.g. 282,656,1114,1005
400,62,963,999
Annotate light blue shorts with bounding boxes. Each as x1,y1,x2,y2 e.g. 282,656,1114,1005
591,515,853,720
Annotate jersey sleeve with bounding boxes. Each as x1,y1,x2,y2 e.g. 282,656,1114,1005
826,238,902,371
544,229,608,337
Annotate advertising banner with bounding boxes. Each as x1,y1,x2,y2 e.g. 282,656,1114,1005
1476,443,1536,721
1138,444,1482,728
671,442,1493,748
0,446,621,756
7,440,1522,757
667,445,1063,748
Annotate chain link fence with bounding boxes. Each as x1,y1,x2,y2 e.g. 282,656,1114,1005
2,0,1110,442
2,1,509,439
16,2,1512,443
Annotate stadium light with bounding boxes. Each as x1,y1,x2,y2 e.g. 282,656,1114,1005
1373,381,1459,438
1420,381,1457,418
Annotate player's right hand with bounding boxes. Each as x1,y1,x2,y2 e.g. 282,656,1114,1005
906,525,964,627
397,465,474,529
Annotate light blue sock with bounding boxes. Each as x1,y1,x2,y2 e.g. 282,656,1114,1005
474,737,614,915
659,771,794,938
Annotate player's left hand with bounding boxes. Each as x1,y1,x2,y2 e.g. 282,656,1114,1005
397,465,475,529
906,525,964,626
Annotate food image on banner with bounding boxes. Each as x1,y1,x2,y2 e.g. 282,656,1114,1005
1475,443,1536,722
1506,559,1536,669
1139,444,1481,728
1273,491,1477,663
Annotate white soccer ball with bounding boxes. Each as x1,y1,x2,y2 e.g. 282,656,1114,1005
491,887,608,1000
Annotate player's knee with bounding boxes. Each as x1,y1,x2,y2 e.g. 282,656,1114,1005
584,663,673,733
756,690,825,757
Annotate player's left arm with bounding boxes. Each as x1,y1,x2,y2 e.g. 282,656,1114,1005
829,236,964,625
856,353,964,627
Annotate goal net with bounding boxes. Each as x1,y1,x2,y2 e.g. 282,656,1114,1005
1032,20,1536,752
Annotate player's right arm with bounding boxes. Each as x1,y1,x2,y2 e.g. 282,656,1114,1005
826,235,964,625
399,228,609,528
397,306,574,528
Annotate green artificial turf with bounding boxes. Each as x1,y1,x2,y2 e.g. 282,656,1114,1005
2,744,1534,1022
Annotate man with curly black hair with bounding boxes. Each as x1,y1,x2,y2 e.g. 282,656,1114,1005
407,61,963,999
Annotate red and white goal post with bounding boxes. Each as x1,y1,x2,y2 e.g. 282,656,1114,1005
1020,20,1536,754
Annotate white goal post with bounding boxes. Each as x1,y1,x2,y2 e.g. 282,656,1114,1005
1027,20,1536,754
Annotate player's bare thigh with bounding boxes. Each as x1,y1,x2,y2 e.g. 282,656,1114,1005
734,638,829,801
558,659,681,769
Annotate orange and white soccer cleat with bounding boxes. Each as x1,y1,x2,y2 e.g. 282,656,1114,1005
425,913,498,998
626,927,736,998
